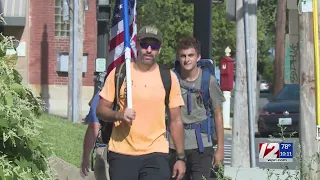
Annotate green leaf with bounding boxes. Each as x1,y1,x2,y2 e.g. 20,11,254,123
0,109,6,117
22,172,34,180
0,75,10,83
41,147,52,157
0,167,5,180
0,50,5,57
4,93,13,106
28,141,38,151
17,126,24,136
10,117,18,125
12,69,23,83
31,163,40,174
0,118,8,127
14,157,28,170
11,83,26,98
21,110,30,118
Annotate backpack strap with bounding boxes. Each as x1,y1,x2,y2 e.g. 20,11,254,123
173,68,193,115
200,68,212,143
159,64,171,139
113,63,126,111
183,68,213,153
159,64,171,107
200,68,211,109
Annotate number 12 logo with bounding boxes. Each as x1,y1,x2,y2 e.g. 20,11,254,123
259,143,279,159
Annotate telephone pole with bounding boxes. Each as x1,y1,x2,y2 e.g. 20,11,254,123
68,0,84,123
247,0,259,128
68,0,74,121
299,1,318,179
77,0,84,122
231,0,250,168
273,0,286,96
246,0,258,167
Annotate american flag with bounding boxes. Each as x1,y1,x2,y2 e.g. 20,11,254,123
106,0,137,75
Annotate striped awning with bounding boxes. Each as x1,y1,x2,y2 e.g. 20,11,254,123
0,0,27,26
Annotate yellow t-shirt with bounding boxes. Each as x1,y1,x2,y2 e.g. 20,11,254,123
99,62,184,155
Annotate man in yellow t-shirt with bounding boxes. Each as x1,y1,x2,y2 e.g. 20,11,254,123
96,26,186,180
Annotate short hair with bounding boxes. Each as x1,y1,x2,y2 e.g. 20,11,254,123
176,36,201,55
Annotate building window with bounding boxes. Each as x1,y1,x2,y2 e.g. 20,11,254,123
55,0,70,37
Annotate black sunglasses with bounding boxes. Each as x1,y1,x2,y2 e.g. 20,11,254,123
140,42,161,50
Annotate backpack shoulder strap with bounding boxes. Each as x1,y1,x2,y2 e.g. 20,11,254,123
159,64,171,107
172,69,181,83
200,68,211,109
113,63,126,111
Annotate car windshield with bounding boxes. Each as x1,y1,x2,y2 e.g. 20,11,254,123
274,84,300,101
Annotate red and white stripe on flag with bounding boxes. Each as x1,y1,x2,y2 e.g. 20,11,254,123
106,0,137,75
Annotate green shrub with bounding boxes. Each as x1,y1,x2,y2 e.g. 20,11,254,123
0,28,53,178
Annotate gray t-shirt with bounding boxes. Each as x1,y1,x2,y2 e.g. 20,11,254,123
169,69,226,150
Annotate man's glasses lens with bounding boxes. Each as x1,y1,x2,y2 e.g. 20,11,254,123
140,43,161,50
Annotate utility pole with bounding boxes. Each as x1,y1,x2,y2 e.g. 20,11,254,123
247,0,259,125
77,0,84,122
68,0,74,121
246,0,258,167
273,0,286,96
231,0,250,168
69,0,84,123
299,1,318,179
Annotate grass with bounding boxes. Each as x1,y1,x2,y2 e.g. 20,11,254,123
39,113,87,167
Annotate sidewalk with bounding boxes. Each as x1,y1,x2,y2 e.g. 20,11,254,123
224,166,300,180
49,155,301,180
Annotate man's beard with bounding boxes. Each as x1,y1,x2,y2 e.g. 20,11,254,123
141,55,156,65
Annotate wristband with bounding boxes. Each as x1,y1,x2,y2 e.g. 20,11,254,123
176,156,187,163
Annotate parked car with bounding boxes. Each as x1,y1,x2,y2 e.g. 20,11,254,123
258,84,300,137
260,80,270,93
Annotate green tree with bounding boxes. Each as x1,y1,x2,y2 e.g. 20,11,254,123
257,0,277,81
136,0,237,67
136,0,276,72
137,0,194,66
211,3,236,63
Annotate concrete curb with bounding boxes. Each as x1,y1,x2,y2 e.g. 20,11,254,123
48,156,95,180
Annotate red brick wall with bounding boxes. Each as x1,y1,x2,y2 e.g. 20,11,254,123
29,0,97,86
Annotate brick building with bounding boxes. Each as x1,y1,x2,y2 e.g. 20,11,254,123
2,0,97,117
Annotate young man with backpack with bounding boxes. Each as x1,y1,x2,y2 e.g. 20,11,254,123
96,26,186,180
169,37,226,180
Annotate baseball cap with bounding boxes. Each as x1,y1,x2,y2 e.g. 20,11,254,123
137,26,163,43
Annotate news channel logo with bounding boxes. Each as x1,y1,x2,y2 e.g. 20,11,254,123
259,142,293,162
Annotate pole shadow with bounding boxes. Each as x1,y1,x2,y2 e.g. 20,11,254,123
40,24,50,112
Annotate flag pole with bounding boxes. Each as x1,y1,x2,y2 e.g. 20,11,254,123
122,0,133,108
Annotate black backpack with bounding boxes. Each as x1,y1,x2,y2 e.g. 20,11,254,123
99,63,172,145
